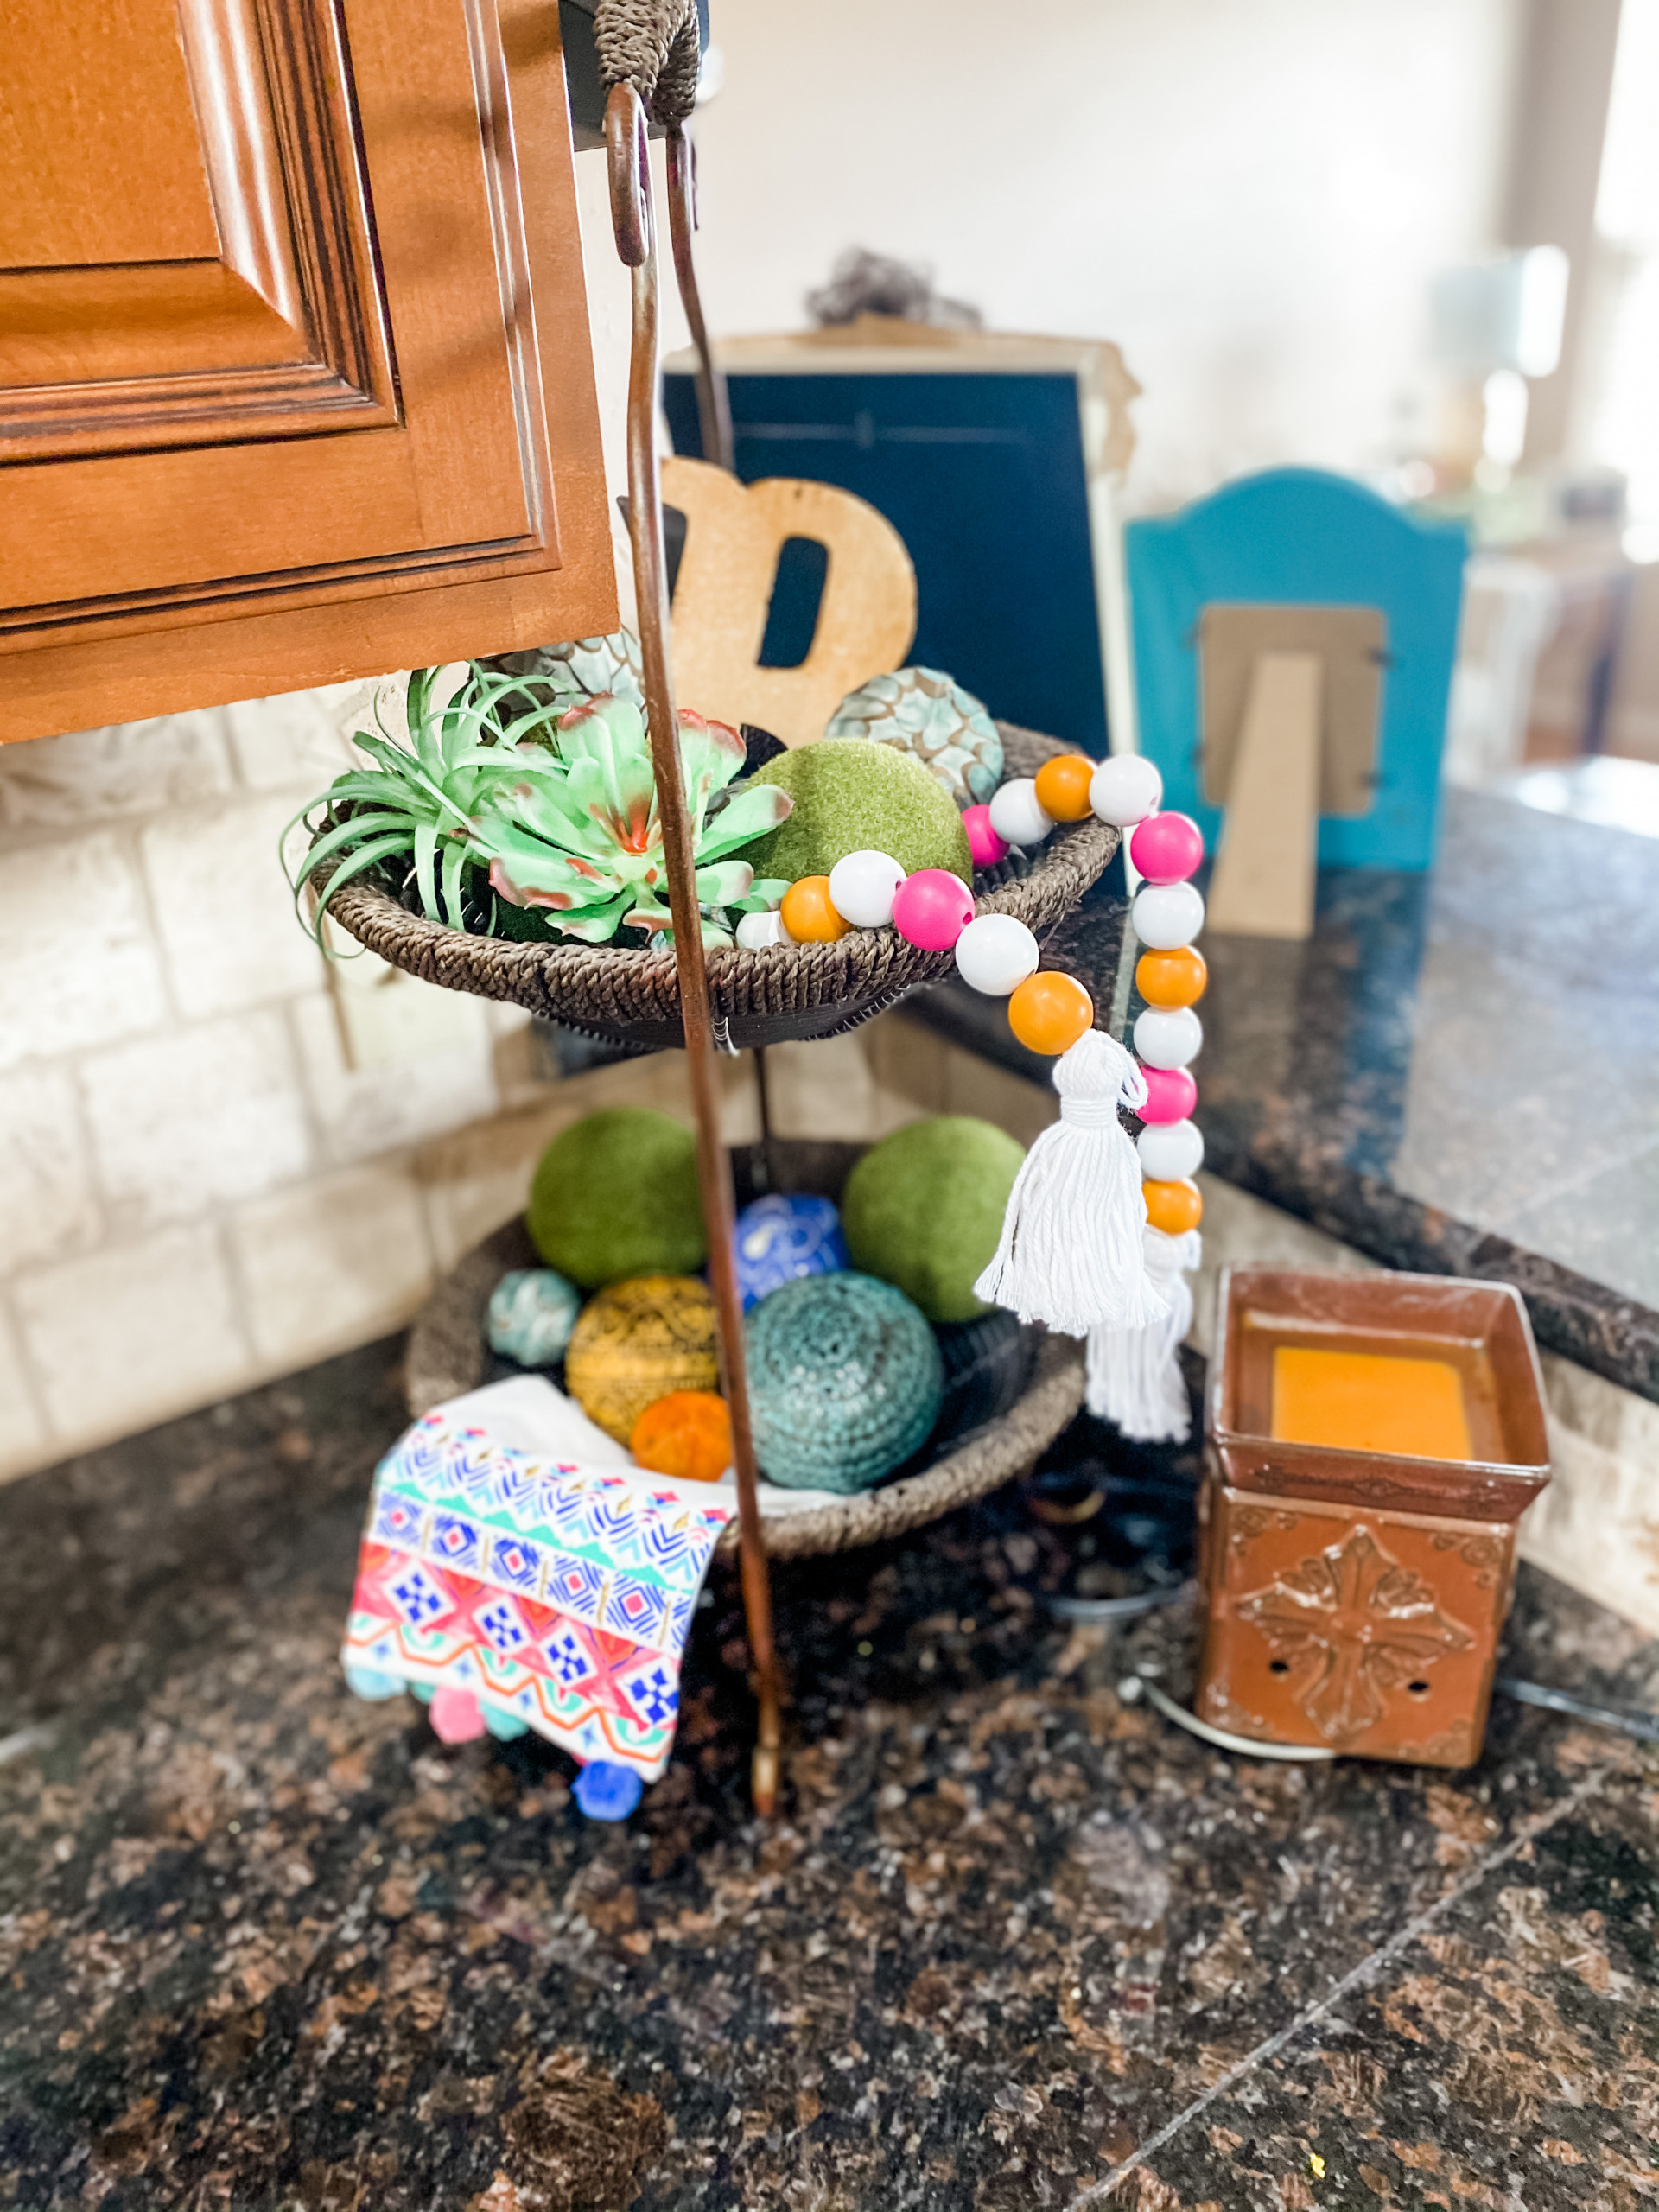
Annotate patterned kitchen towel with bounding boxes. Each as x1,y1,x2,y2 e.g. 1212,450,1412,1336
340,1377,733,1782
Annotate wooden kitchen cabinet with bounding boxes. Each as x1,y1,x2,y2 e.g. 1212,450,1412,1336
0,0,616,744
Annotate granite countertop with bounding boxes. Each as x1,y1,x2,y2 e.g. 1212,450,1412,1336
912,786,1659,1403
3,1341,1656,2210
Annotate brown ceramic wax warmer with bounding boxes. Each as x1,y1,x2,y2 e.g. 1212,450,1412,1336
1198,1268,1550,1768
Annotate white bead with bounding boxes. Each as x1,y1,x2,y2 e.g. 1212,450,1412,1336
1137,1116,1205,1181
953,912,1040,996
1132,880,1205,950
827,849,906,929
736,909,792,950
988,778,1054,849
1090,753,1164,827
1134,1005,1203,1070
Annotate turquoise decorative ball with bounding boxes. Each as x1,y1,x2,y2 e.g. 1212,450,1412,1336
842,1116,1026,1323
746,1272,943,1493
826,667,1005,808
526,1109,705,1289
486,1268,582,1366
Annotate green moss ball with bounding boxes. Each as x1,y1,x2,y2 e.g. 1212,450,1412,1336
744,739,974,887
526,1109,705,1288
841,1116,1025,1323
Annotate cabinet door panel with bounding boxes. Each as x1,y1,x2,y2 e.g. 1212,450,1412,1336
2,0,398,461
1,0,223,264
1,0,614,741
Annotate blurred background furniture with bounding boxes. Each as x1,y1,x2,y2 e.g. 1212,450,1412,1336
664,324,1141,757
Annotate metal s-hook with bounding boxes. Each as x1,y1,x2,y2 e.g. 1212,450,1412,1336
666,124,734,472
604,82,650,267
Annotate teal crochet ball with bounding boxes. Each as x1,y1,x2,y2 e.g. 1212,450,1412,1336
526,1109,706,1289
842,1116,1026,1323
747,1273,944,1493
743,739,973,887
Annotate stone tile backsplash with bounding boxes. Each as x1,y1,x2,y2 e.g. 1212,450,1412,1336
0,683,546,1480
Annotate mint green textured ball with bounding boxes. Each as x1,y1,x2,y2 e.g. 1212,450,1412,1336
744,739,974,887
841,1116,1025,1323
526,1109,705,1288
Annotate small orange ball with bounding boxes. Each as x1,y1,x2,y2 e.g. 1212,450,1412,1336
1142,1178,1204,1235
1007,970,1094,1056
1033,754,1096,823
1135,945,1208,1009
630,1390,732,1484
780,875,850,944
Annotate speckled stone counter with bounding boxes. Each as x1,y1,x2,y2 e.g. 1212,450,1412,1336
3,1340,1655,2210
911,788,1659,1403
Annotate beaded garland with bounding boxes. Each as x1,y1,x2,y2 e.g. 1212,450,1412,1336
767,740,1209,1441
747,746,1203,1099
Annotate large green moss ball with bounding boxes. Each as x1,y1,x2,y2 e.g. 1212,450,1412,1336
747,1272,943,1492
526,1109,705,1288
744,739,973,887
841,1116,1025,1322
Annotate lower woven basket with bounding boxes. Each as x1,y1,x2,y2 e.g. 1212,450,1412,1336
405,1140,1084,1561
323,723,1116,1050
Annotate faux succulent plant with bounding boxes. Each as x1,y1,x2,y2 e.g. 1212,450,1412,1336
288,661,791,950
483,694,792,945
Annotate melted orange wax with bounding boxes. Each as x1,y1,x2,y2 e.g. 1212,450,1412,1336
1270,1344,1472,1461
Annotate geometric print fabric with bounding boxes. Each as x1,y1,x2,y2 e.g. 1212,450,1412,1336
342,1410,732,1782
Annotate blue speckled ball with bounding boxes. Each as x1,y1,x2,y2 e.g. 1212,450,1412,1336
487,1268,582,1367
746,1273,944,1493
733,1192,849,1313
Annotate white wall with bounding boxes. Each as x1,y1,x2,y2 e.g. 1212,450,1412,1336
632,0,1522,505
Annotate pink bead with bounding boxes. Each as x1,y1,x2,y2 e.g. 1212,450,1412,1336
891,869,976,950
963,804,1010,868
429,1687,487,1743
1129,811,1205,884
1138,1064,1198,1124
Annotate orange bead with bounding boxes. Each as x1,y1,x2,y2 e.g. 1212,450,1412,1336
1135,945,1208,1009
630,1390,732,1484
1033,753,1097,823
780,875,850,943
1142,1178,1204,1235
1007,970,1094,1056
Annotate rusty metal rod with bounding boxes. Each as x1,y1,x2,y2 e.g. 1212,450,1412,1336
665,124,734,474
606,85,782,1818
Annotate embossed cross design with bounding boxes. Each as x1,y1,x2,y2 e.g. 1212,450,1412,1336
1236,1526,1473,1744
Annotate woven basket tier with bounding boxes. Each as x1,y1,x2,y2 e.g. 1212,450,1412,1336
405,1141,1084,1561
322,723,1116,1050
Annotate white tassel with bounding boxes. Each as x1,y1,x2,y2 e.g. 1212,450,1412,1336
1086,1226,1203,1441
974,1029,1165,1336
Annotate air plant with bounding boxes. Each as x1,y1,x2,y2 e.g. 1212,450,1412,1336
482,695,793,946
285,662,566,941
286,661,791,950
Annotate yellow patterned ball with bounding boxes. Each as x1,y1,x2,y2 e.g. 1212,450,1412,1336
563,1275,720,1444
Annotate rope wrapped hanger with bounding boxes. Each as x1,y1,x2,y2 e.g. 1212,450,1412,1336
594,0,702,129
